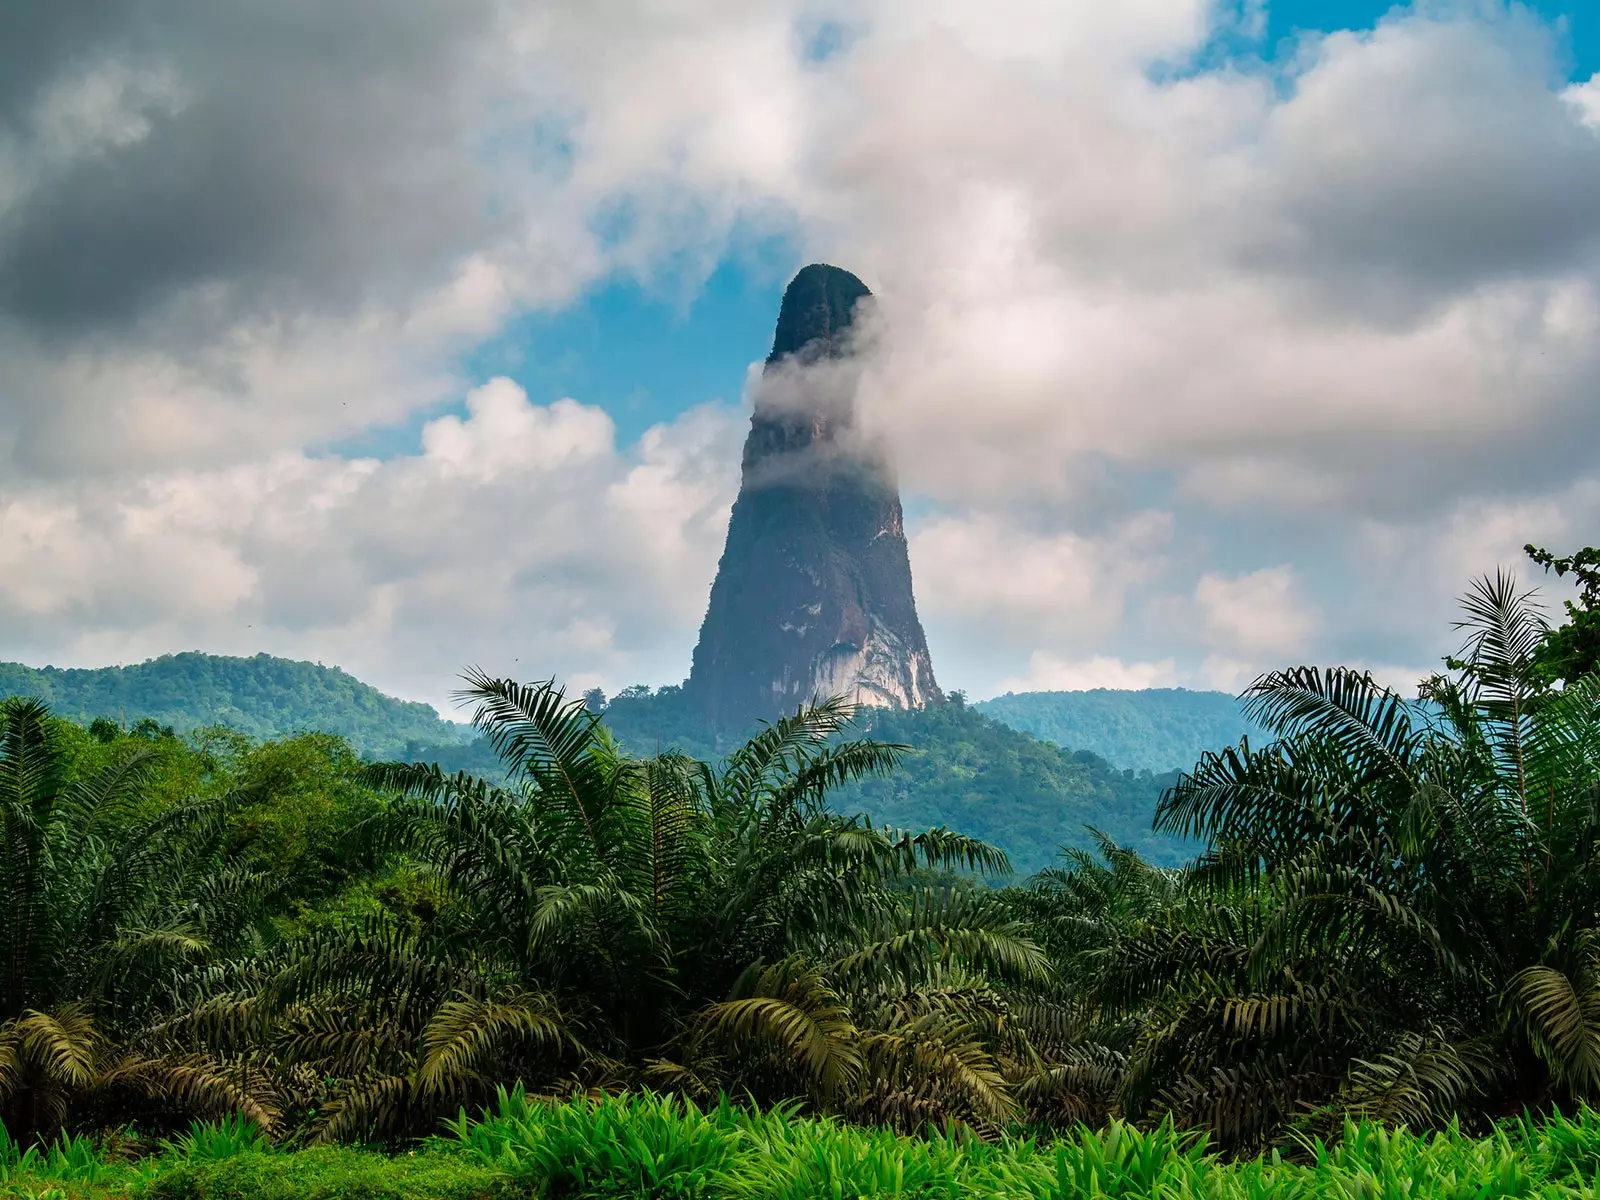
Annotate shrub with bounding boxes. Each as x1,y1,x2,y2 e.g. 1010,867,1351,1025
141,1146,503,1200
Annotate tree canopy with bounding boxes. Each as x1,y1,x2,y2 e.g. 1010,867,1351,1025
1527,543,1600,686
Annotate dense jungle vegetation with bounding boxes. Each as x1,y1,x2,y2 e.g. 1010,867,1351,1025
2,544,1598,1197
0,653,1189,872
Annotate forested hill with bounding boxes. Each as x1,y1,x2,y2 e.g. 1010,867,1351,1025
838,701,1189,872
0,652,472,758
976,687,1269,773
0,652,1198,874
595,687,1190,873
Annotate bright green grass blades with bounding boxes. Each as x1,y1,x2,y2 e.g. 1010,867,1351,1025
1507,1106,1600,1183
445,1085,745,1198
1041,1119,1215,1199
11,1094,1600,1199
0,1128,107,1187
160,1111,271,1162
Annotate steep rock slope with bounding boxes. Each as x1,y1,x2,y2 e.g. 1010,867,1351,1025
687,264,941,731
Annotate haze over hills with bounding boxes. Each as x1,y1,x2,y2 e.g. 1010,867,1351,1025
594,686,1190,873
976,688,1269,774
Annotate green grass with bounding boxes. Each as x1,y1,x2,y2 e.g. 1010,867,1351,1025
138,1147,504,1200
7,1093,1600,1199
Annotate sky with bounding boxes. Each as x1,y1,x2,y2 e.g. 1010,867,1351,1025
2,0,1599,718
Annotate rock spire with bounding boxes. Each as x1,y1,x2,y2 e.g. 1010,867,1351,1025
686,264,942,731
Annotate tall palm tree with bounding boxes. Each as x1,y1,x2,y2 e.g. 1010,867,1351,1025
1081,573,1600,1147
241,673,1042,1140
0,698,267,1143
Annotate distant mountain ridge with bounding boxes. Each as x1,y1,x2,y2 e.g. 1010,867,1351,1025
0,652,473,757
975,688,1268,773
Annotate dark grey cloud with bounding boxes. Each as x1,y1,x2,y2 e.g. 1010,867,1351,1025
0,2,125,119
1251,15,1600,319
0,0,509,339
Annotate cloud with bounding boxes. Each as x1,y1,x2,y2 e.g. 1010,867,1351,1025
1563,72,1600,130
3,0,1599,711
833,10,1600,517
0,1,511,335
0,0,607,485
993,653,1179,695
0,381,742,710
420,380,616,478
910,510,1172,646
1195,566,1318,659
1254,15,1600,302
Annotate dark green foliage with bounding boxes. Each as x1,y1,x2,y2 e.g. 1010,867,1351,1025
0,653,472,759
0,699,272,1143
603,684,718,761
217,733,392,931
207,680,1035,1143
0,654,1198,881
840,704,1188,874
1527,543,1600,686
143,1145,503,1200
599,688,1186,875
394,736,507,779
0,705,412,1145
1026,573,1600,1150
15,553,1600,1162
975,689,1271,774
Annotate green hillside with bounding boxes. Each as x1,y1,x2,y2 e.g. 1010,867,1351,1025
976,687,1269,772
0,652,472,758
0,654,1198,875
593,687,1190,874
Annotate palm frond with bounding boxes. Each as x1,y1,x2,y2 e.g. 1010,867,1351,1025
1241,666,1421,788
700,960,863,1100
1506,952,1600,1098
417,991,575,1096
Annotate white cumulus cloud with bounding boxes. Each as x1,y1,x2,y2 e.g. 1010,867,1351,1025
993,653,1180,695
2,0,1598,713
0,381,742,711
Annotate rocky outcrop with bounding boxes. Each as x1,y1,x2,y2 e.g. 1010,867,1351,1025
686,264,942,731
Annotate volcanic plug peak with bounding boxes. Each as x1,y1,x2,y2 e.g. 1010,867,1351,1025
686,264,942,732
766,262,874,363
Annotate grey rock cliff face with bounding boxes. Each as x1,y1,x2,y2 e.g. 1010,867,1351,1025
687,264,942,731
